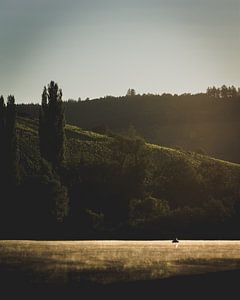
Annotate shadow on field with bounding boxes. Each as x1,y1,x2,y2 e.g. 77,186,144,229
0,267,240,299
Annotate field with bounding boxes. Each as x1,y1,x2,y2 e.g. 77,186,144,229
0,240,240,286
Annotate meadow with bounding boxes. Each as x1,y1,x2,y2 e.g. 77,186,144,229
0,240,240,287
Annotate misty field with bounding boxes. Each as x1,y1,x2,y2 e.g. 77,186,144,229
0,240,240,286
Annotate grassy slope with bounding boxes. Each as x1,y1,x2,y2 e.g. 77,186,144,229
62,96,240,164
17,97,240,163
17,117,240,201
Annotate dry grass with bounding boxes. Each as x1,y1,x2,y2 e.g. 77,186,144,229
0,240,240,285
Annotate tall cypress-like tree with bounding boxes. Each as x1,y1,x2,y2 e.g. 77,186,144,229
0,96,6,228
5,95,19,186
0,96,6,186
39,86,48,160
38,83,69,224
39,81,66,167
0,96,5,134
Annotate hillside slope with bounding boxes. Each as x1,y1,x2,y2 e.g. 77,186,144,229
17,116,240,183
16,117,240,236
18,95,240,163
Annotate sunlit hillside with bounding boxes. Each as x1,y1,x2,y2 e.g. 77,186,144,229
15,117,240,237
18,94,240,164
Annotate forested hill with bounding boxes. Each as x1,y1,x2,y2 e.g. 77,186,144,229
12,116,240,238
18,93,240,164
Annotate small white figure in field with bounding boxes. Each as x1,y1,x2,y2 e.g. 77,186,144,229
172,238,179,248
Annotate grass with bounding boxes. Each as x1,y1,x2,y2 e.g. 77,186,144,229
17,116,240,170
65,124,109,141
1,240,240,285
147,141,240,169
16,117,240,208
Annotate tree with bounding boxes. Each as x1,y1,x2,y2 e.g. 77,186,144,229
20,159,69,233
0,95,20,232
0,96,5,136
110,132,148,222
39,81,66,167
220,85,228,99
39,86,48,161
207,86,218,98
5,95,19,186
229,86,237,98
126,88,136,97
0,96,6,188
0,95,6,157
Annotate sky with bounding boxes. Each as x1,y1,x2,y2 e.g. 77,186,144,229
0,0,239,103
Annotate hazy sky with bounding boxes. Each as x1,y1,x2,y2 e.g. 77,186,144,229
0,0,239,103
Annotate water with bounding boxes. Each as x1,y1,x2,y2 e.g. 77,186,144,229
0,240,240,285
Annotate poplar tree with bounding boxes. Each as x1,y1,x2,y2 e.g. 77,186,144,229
5,95,19,186
39,81,66,167
0,96,6,185
39,82,69,223
39,86,48,160
0,96,5,134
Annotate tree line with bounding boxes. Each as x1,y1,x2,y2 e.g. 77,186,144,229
0,81,66,180
206,85,240,99
0,81,69,235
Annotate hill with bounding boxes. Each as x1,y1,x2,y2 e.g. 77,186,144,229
12,116,240,238
18,94,240,163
